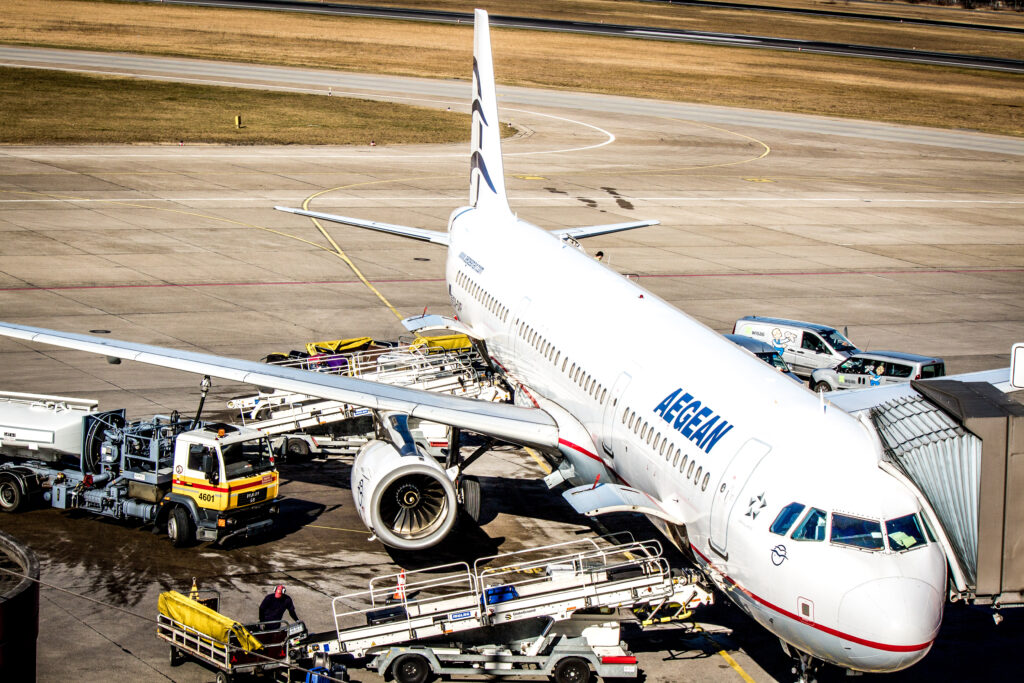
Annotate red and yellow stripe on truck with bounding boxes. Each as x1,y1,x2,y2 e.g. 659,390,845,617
171,471,279,513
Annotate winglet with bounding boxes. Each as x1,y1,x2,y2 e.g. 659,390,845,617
470,9,509,212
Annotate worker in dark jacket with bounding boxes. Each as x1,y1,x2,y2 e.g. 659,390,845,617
259,584,298,623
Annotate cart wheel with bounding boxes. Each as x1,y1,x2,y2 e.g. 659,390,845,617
167,506,193,547
552,657,591,683
391,653,431,683
0,477,23,513
285,437,311,460
168,645,181,667
215,671,232,683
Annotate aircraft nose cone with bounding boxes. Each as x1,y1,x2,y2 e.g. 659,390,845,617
837,577,942,672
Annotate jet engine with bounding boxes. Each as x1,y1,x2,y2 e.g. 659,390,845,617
351,439,459,550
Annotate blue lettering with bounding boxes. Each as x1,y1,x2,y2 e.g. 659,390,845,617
683,407,712,438
692,415,719,445
701,421,733,453
674,401,700,430
665,392,692,424
654,389,680,417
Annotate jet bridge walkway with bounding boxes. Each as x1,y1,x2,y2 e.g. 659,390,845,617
298,538,711,660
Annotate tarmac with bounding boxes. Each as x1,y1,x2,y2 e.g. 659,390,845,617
0,51,1022,682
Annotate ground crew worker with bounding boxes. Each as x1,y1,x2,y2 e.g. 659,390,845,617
259,584,299,623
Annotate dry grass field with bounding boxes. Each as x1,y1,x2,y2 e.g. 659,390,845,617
360,0,1024,56
0,66,473,145
0,0,1021,139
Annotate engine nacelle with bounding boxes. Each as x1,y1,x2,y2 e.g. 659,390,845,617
351,439,459,550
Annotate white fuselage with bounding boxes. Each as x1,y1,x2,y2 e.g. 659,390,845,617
444,205,947,673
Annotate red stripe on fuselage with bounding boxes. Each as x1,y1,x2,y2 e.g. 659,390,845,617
689,545,931,653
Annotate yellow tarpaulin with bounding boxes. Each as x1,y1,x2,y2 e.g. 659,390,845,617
158,591,263,653
305,337,374,355
410,334,473,352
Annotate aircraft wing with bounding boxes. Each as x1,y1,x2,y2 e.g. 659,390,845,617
0,323,557,449
556,220,659,240
275,206,450,246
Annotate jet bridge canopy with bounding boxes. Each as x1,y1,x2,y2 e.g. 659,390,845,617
868,380,1024,607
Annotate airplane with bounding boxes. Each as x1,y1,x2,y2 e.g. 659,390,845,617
0,9,948,679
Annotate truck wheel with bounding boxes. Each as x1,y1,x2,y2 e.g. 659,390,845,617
167,507,193,547
0,477,23,513
391,653,431,683
813,381,831,394
552,657,591,683
460,476,481,523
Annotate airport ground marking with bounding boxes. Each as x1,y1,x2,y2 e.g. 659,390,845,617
0,189,337,253
524,446,552,475
695,624,759,683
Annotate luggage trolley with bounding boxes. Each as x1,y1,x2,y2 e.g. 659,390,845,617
156,586,322,683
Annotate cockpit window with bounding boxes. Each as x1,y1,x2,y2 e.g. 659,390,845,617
791,507,827,541
770,502,805,536
831,513,883,551
886,513,928,551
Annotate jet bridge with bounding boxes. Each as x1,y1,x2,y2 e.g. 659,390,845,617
865,379,1024,608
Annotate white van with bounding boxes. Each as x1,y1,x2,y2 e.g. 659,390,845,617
732,316,859,378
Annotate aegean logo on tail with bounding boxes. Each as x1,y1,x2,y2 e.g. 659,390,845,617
653,388,733,454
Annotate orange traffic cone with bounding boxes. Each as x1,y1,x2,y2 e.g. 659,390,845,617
393,570,407,602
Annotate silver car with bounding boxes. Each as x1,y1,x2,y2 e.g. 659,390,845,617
810,351,945,393
725,334,805,385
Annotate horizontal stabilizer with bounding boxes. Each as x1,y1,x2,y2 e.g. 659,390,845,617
275,206,449,245
557,220,659,240
0,323,557,449
562,482,683,525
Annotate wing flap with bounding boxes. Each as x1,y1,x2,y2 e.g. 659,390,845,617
562,482,683,525
0,323,556,448
275,206,449,245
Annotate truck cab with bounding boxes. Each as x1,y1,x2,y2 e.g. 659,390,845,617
165,424,279,546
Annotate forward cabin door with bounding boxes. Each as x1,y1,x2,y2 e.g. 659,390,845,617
709,438,771,558
601,372,631,458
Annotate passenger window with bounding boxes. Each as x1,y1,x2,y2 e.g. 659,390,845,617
686,461,695,479
672,448,681,466
694,466,702,484
679,453,687,471
702,472,710,491
801,333,827,354
791,508,827,541
887,363,912,379
770,502,806,535
886,513,927,551
839,358,866,374
831,513,883,550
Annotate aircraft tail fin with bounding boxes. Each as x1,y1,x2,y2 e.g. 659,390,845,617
470,10,509,212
